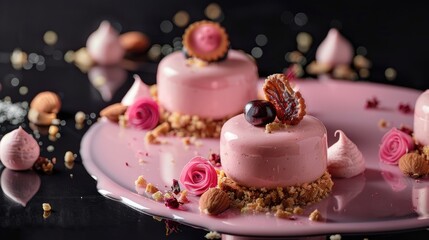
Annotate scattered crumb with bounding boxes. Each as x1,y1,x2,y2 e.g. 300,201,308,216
152,191,164,202
329,234,342,240
145,131,161,144
48,125,59,136
378,119,389,129
138,158,148,164
152,122,170,136
186,57,208,67
42,203,52,212
177,190,189,203
265,121,288,133
64,151,75,163
135,175,148,188
308,209,322,221
75,111,86,124
205,231,221,239
146,183,159,194
33,157,55,174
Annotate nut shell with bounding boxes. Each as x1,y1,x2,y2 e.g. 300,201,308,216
199,188,230,215
30,91,61,114
398,152,429,178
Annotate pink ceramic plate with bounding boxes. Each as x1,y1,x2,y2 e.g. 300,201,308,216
81,79,429,237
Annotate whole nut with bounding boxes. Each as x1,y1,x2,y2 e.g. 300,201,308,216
30,91,61,114
199,188,230,215
398,152,429,178
100,103,128,122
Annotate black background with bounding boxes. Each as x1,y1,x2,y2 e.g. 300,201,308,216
1,1,429,239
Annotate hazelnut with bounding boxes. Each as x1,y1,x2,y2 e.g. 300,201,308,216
199,188,230,215
398,152,429,178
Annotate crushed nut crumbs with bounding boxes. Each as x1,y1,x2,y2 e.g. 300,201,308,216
219,171,333,218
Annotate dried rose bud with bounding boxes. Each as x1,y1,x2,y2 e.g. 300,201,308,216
164,196,180,209
365,97,379,109
171,179,181,195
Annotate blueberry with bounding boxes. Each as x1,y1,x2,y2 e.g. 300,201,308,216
244,100,277,126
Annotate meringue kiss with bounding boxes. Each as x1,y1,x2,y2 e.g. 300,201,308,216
316,28,354,67
0,127,40,170
327,130,365,178
86,20,125,65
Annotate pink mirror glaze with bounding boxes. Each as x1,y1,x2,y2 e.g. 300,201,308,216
190,25,221,54
316,28,354,66
1,168,41,206
0,127,40,170
121,74,151,106
220,114,328,188
327,130,365,178
86,20,125,65
157,50,258,119
413,89,429,146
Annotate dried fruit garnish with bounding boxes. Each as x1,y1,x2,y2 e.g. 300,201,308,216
263,73,306,125
164,196,181,209
398,103,412,114
209,153,221,167
365,97,379,109
171,179,181,195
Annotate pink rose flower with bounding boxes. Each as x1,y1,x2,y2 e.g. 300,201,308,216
379,128,414,165
126,97,159,130
179,156,217,196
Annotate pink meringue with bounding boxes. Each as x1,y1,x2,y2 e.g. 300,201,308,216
328,130,365,178
126,97,159,130
1,168,41,206
0,127,40,170
379,127,414,165
179,156,217,196
316,28,354,66
121,74,151,106
86,20,125,65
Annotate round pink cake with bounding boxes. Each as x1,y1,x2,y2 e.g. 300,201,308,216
220,114,328,189
156,50,258,119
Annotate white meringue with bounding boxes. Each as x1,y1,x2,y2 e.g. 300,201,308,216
328,130,365,178
86,20,125,65
0,127,40,170
316,28,354,67
121,74,151,106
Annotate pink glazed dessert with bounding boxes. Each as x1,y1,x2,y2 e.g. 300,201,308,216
154,20,258,138
220,114,328,188
218,73,333,213
157,50,257,119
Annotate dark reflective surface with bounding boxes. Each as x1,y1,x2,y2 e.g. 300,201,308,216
1,1,429,239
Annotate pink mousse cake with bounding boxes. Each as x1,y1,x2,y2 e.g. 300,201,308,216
157,50,258,119
218,73,333,213
220,114,328,189
154,20,258,138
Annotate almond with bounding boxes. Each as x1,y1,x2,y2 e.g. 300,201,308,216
398,152,429,178
100,103,128,122
199,188,230,215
